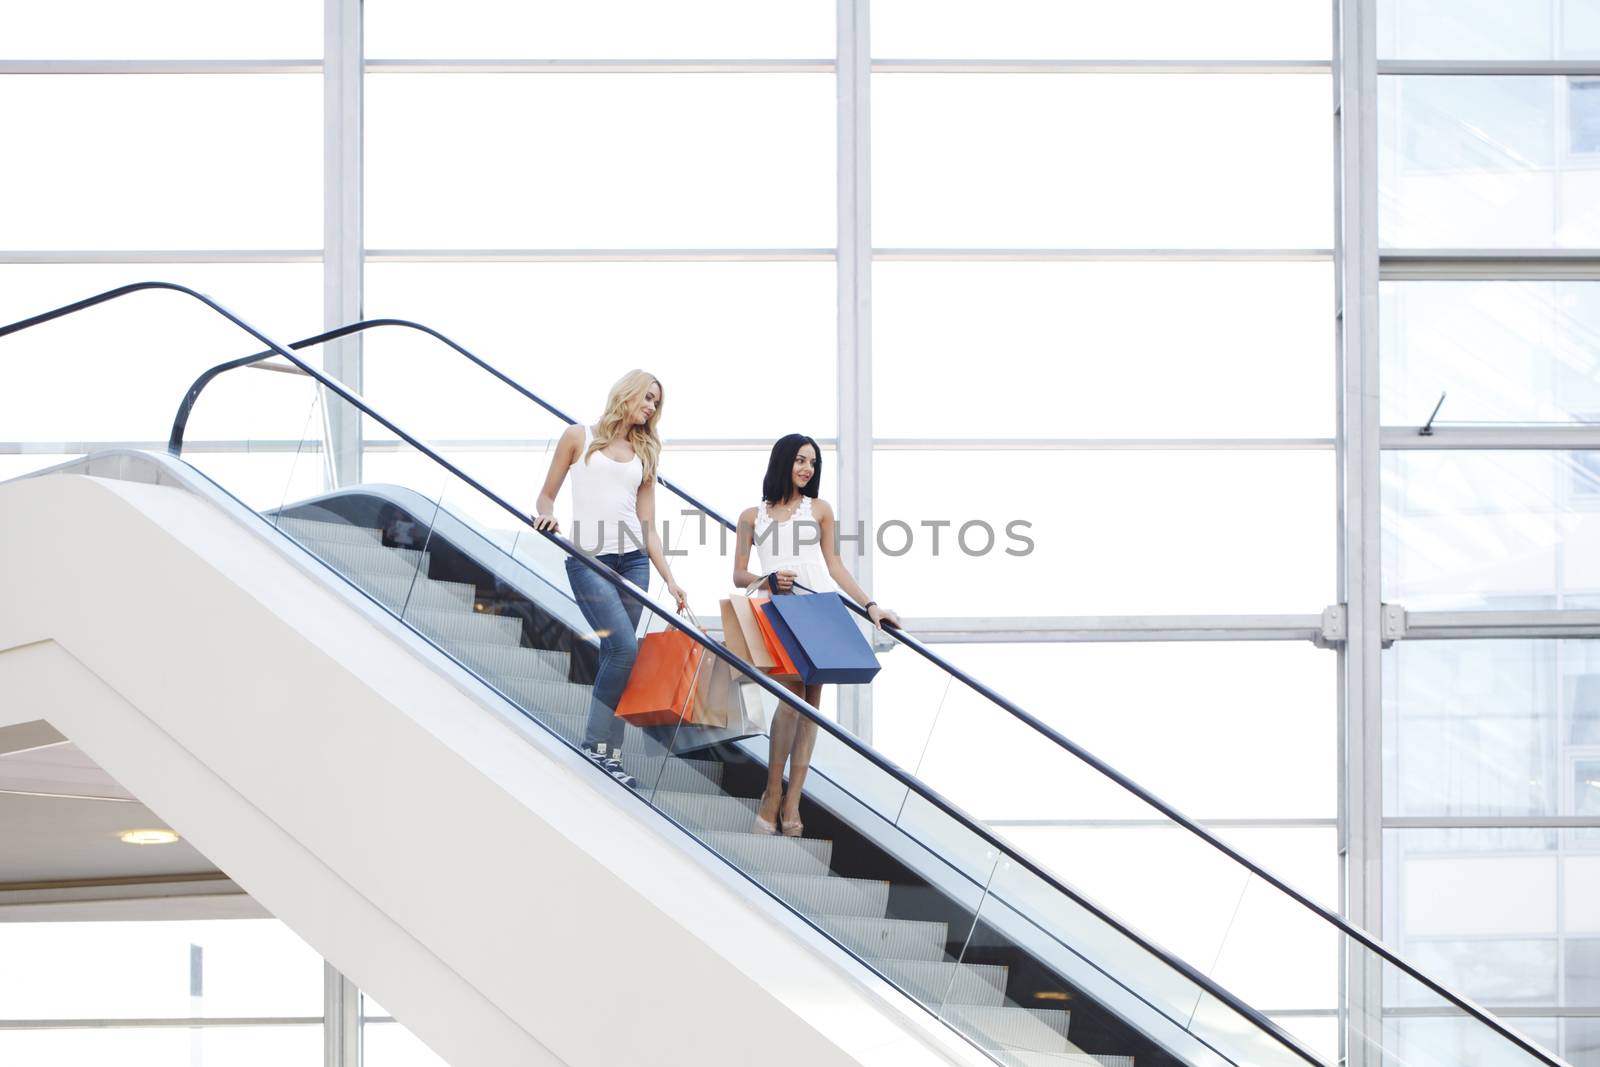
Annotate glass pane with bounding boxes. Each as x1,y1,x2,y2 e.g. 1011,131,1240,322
0,1026,322,1067
366,74,833,248
874,449,1334,615
362,1020,451,1067
0,264,322,445
1379,76,1600,249
0,76,321,251
0,0,321,60
873,641,1335,821
873,0,1330,60
1381,450,1600,609
362,262,837,438
1386,828,1600,1008
1383,639,1600,819
874,74,1333,248
0,919,323,1019
366,0,833,59
875,261,1334,438
1571,1017,1600,1065
1378,0,1600,60
1381,280,1600,427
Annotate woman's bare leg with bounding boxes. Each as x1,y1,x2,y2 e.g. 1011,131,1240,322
779,683,825,823
759,681,804,825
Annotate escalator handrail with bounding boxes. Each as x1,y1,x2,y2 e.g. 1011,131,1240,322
1,283,1324,1066
167,315,1563,1067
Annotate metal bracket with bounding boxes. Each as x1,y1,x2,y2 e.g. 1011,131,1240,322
1381,603,1408,648
1315,604,1347,649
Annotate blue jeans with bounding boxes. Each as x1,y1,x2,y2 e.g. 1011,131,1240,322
565,549,650,751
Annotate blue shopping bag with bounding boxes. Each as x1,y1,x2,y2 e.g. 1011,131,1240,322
759,592,881,685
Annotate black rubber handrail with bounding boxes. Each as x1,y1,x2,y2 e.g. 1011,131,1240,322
4,284,1325,1067
168,313,1562,1067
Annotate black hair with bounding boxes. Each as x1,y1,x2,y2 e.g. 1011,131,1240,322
762,433,822,505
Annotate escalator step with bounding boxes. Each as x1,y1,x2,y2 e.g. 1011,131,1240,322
654,791,767,835
495,681,592,723
992,1052,1132,1067
291,539,431,582
876,958,1010,1009
275,517,385,547
346,571,477,615
407,606,524,648
697,831,833,877
745,871,892,919
806,913,950,962
943,1004,1074,1054
451,642,572,683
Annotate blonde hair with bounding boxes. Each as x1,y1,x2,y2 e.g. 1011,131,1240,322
585,369,663,482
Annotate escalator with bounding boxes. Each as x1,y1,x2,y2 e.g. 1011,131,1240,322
0,284,1567,1067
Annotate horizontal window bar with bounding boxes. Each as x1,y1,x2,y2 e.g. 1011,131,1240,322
0,249,1336,265
1385,816,1600,829
873,59,1331,74
1400,610,1600,640
1379,60,1600,76
1382,251,1600,281
989,817,1336,829
0,1018,322,1030
1381,426,1600,449
899,615,1326,643
0,60,320,75
876,248,1333,262
1384,1006,1600,1019
0,251,321,264
366,248,835,263
873,437,1334,450
366,58,833,74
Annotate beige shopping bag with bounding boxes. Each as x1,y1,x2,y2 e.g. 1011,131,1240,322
689,652,740,728
724,593,777,672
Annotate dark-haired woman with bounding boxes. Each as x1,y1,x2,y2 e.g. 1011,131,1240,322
733,434,900,836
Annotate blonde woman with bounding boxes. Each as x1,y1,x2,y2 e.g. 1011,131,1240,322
734,433,900,835
534,370,687,788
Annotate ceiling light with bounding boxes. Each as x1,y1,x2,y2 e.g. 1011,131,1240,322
118,828,179,845
1033,990,1072,1002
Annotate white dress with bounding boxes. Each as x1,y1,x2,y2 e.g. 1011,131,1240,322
752,496,836,594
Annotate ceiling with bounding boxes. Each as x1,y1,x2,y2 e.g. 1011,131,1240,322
0,720,262,921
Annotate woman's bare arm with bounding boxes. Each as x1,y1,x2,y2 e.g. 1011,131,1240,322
532,424,583,530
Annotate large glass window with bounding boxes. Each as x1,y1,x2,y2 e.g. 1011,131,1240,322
1378,0,1600,61
875,261,1335,437
0,1,321,60
1379,76,1600,249
1381,281,1600,427
1384,639,1600,819
365,74,834,249
1381,450,1600,610
362,261,837,439
365,0,834,60
873,0,1330,60
873,74,1332,248
874,449,1334,616
0,76,322,251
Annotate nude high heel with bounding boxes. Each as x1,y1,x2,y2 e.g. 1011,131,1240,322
753,791,779,835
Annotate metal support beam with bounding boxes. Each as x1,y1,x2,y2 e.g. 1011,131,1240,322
1336,0,1384,1062
323,0,363,489
323,962,360,1067
836,0,873,742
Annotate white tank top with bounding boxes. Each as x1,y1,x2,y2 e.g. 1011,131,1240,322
753,496,835,593
569,425,645,556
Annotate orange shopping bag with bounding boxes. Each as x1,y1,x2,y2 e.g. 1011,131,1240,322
748,592,801,682
615,623,706,726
